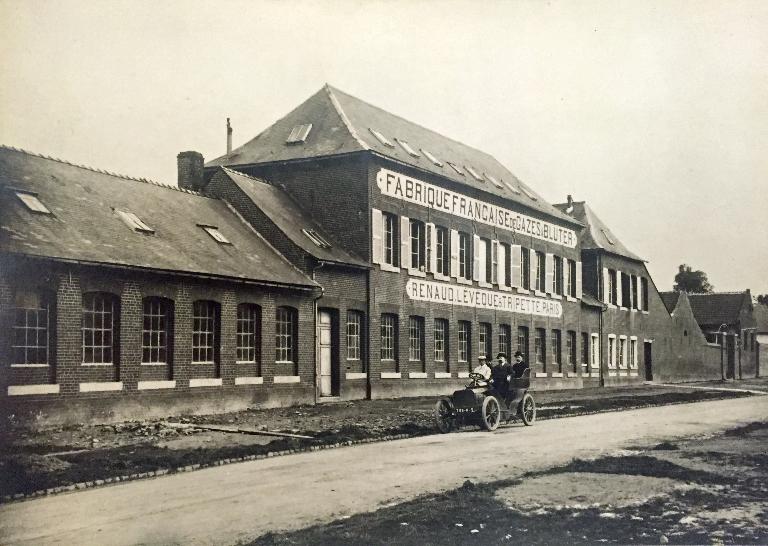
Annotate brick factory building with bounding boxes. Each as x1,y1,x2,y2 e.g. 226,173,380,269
0,85,755,424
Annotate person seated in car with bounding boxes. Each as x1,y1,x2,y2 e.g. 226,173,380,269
511,350,529,379
472,355,492,383
490,352,513,399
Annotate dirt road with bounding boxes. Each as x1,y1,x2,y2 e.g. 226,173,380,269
1,395,767,546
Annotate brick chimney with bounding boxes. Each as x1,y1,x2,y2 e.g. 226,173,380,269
177,151,205,192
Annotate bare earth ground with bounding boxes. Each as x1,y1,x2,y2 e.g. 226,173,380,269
0,379,763,498
254,421,768,545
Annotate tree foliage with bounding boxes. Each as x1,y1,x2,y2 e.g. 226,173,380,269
757,294,768,306
673,264,713,293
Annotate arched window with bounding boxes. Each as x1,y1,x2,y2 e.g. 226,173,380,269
12,289,55,366
275,306,297,364
82,292,120,364
237,303,261,367
192,300,220,364
142,297,174,365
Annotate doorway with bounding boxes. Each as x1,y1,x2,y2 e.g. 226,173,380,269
643,341,653,381
318,309,340,397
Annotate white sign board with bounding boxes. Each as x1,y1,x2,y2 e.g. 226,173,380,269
406,279,563,318
376,168,576,248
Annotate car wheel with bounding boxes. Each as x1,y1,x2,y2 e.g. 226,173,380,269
434,398,455,433
520,393,536,426
481,396,501,431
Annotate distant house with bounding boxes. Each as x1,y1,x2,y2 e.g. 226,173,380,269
753,303,768,377
687,291,758,379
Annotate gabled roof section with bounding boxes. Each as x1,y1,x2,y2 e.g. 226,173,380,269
580,291,605,309
219,168,368,268
554,201,644,262
207,84,580,227
687,291,752,328
659,291,681,314
0,146,315,289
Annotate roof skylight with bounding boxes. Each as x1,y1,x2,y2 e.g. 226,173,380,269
601,229,615,245
198,224,231,244
116,210,154,234
421,148,443,167
396,139,420,157
446,162,465,176
519,186,538,201
484,173,504,189
302,228,332,249
286,124,313,144
465,166,484,182
502,179,521,194
15,191,50,214
369,128,395,148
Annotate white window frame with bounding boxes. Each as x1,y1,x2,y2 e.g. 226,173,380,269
380,314,397,362
607,334,617,369
236,303,261,365
619,335,628,369
11,291,51,367
458,321,471,364
142,298,170,365
591,333,600,369
434,318,448,363
275,307,296,364
408,316,424,363
347,311,363,362
192,300,218,364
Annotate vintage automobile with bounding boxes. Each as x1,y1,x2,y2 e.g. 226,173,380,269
434,368,536,432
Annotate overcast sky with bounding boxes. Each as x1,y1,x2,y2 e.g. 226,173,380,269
1,0,766,294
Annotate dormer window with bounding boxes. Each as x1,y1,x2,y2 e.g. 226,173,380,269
286,124,313,144
302,228,332,249
15,191,51,214
421,148,443,167
369,128,395,148
446,162,464,176
116,210,154,234
396,139,420,157
520,186,538,201
484,174,504,189
199,224,231,244
465,166,484,181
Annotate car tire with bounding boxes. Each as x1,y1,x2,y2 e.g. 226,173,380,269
481,396,501,431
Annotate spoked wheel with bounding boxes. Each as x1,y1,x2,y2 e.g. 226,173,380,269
519,393,536,426
434,398,455,433
481,396,501,431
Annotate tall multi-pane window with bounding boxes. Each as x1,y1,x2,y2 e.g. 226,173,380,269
621,274,631,308
408,316,425,366
581,332,589,368
608,269,618,304
630,338,638,369
192,300,218,364
458,232,471,280
435,226,450,276
142,298,172,364
521,247,530,289
535,251,546,291
608,336,617,368
383,212,398,266
478,322,491,359
236,303,261,365
517,326,529,362
619,337,627,368
275,306,297,363
458,321,471,366
535,328,546,370
409,219,426,270
82,292,119,364
480,238,492,283
380,314,397,363
551,329,562,372
347,310,363,362
641,277,649,311
498,324,511,357
591,334,600,369
567,330,577,372
501,242,511,287
12,290,53,365
568,259,577,297
553,256,563,295
434,318,448,366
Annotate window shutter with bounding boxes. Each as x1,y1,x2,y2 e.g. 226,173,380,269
637,278,643,311
616,271,623,307
491,240,499,285
472,235,481,281
450,229,459,279
545,253,554,294
602,268,609,303
400,216,410,269
529,252,537,291
576,261,583,299
496,242,506,286
511,244,522,288
563,259,570,297
426,223,435,274
371,208,383,265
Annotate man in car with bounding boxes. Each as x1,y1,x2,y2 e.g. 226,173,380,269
472,355,492,383
490,352,513,400
511,350,529,378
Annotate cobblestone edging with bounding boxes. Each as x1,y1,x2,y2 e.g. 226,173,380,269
0,392,754,505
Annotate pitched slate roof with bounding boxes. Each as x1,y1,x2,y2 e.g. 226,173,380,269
218,168,368,268
659,291,680,314
0,146,315,289
687,291,751,328
207,84,580,227
553,201,644,262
